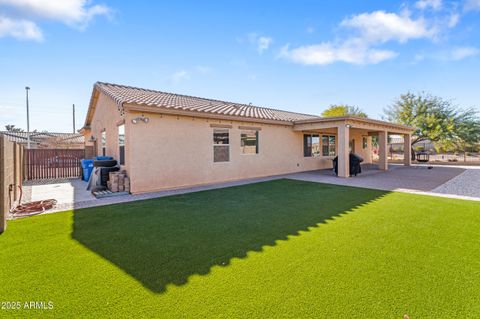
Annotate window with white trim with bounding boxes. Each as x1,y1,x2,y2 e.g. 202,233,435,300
101,130,106,156
303,134,320,157
213,129,229,162
241,130,259,154
118,124,125,165
322,135,336,156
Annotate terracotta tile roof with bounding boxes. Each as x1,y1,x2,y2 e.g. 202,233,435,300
94,82,320,123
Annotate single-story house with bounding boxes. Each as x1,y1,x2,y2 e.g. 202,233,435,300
0,131,85,149
80,82,414,194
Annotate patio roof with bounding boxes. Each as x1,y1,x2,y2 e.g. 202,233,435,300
293,116,414,134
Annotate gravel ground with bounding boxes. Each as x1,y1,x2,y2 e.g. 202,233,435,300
432,169,480,198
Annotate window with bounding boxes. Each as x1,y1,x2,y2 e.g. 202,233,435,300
101,130,106,156
118,124,125,165
362,137,368,149
213,129,229,162
322,135,336,156
303,134,320,157
241,130,259,154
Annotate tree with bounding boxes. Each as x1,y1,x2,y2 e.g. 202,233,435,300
321,104,368,118
384,92,480,160
445,108,480,161
5,125,24,132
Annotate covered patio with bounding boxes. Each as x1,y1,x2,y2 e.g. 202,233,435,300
293,116,414,178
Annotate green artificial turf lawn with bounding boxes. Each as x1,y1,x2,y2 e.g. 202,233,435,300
0,179,479,318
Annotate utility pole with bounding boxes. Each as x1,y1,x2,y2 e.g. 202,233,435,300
72,104,76,133
25,86,31,149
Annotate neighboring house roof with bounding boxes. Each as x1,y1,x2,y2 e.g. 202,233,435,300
85,82,321,127
0,131,84,145
389,136,434,145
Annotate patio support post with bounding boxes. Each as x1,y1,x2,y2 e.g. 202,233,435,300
403,133,411,166
378,131,388,170
337,124,350,178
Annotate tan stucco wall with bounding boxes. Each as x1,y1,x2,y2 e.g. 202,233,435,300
126,112,338,193
88,93,127,169
349,129,372,164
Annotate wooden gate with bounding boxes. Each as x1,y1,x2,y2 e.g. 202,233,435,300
24,149,84,180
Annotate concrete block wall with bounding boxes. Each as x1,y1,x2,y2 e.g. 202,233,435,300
0,135,23,233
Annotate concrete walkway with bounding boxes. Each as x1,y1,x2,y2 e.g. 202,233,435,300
11,176,282,218
288,164,480,201
12,164,479,219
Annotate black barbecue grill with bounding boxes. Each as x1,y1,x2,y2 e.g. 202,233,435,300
332,153,364,176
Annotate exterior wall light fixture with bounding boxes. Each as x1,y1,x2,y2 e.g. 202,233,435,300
132,115,149,124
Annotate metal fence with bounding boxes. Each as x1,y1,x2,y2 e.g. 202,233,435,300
24,149,84,180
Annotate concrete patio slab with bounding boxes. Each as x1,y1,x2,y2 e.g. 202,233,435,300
288,164,480,200
290,164,465,192
21,179,95,210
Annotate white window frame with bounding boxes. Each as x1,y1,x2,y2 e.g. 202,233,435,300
118,124,125,165
322,135,336,157
101,130,107,156
240,130,259,155
213,128,230,162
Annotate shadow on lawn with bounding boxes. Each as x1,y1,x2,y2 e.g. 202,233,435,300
72,179,388,293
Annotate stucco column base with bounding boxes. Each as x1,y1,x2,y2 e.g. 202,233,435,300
378,131,388,171
337,124,350,178
403,133,412,166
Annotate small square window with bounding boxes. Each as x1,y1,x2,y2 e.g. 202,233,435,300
241,130,259,154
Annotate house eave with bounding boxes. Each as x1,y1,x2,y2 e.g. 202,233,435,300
293,116,415,134
123,103,297,126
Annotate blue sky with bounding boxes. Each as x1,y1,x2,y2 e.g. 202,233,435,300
1,0,479,132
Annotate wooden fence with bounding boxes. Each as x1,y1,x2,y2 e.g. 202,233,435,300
1,135,23,233
24,149,84,180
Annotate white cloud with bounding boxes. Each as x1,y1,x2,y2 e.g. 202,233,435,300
257,36,273,54
0,0,111,40
170,70,190,84
415,0,443,10
279,40,398,65
464,0,480,11
0,15,42,40
246,33,273,54
0,0,111,28
280,10,437,66
447,13,460,28
340,10,437,44
450,46,479,60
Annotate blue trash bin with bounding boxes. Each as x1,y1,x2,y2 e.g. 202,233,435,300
81,159,95,181
95,156,114,161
